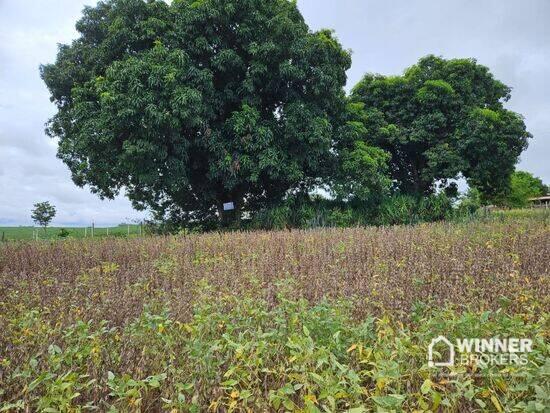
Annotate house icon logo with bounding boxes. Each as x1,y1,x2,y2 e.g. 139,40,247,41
428,336,455,367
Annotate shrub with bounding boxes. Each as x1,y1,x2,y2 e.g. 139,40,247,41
57,228,71,238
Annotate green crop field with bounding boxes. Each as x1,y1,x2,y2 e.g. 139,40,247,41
0,225,142,241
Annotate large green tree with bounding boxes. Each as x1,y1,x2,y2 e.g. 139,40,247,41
41,0,352,226
350,55,531,202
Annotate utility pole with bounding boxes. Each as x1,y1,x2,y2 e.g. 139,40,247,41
91,221,95,238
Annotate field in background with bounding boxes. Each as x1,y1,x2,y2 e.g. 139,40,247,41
0,224,142,241
0,210,548,411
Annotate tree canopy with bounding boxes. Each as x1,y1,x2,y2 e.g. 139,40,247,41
41,0,354,226
350,55,531,201
31,201,57,232
42,2,534,227
330,101,391,205
504,170,547,208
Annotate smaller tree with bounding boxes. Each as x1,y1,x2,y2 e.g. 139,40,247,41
350,55,531,200
31,201,56,234
505,171,547,208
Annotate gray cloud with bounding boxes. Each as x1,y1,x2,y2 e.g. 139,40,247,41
0,0,548,225
0,0,147,226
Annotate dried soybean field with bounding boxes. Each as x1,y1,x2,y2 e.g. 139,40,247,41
0,212,548,411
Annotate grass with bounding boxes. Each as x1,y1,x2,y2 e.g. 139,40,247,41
0,225,142,241
0,210,548,411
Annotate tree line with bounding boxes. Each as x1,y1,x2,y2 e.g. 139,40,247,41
41,0,543,230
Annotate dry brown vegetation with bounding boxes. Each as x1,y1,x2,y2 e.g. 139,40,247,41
0,213,549,411
1,214,548,328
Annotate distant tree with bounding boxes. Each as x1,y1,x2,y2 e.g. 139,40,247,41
41,0,353,227
350,55,531,203
504,170,547,208
31,202,56,233
457,187,482,214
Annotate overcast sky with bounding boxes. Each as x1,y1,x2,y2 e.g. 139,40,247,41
0,0,548,226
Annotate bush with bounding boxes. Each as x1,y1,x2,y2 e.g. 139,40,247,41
249,193,456,230
457,188,482,215
57,228,71,238
153,192,464,232
248,195,326,230
374,193,455,226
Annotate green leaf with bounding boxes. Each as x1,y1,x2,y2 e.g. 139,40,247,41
371,394,405,408
420,379,432,394
346,408,367,413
